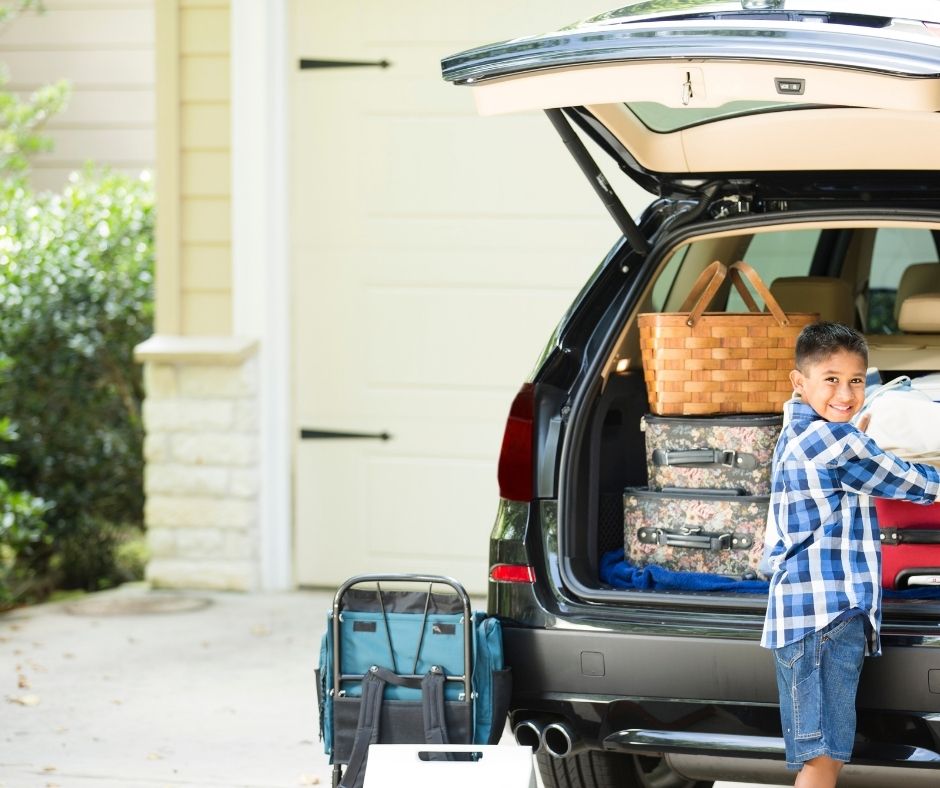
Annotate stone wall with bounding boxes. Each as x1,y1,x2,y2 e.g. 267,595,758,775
135,336,260,590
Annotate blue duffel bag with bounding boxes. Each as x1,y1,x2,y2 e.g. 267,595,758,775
316,575,512,788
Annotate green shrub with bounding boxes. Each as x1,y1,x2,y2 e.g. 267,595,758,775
0,416,51,607
0,168,154,591
0,67,69,178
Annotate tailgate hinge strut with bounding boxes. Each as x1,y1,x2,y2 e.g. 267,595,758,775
544,108,649,256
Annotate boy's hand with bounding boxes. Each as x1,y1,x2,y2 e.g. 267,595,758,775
856,412,871,433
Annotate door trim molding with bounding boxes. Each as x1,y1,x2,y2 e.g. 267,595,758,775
231,0,292,590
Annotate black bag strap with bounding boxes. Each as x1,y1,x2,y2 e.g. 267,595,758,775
338,666,452,788
339,669,385,788
421,667,449,745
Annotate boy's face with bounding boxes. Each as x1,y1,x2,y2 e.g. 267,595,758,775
789,349,867,423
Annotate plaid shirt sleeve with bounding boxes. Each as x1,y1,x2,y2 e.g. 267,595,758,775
761,401,940,654
838,429,940,502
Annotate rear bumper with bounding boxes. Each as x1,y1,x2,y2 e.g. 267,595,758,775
504,624,940,776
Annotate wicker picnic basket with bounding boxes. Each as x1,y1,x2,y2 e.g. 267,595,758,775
638,260,818,415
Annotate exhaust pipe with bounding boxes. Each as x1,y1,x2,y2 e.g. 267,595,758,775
542,721,586,758
513,719,547,751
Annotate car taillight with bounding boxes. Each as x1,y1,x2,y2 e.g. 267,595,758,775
489,563,536,584
497,383,535,502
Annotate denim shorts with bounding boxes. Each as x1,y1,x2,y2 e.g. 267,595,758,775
773,615,866,770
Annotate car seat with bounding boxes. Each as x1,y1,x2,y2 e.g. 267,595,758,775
768,276,855,326
894,262,940,324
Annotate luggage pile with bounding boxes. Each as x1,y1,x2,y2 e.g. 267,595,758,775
628,260,792,579
862,373,940,589
624,413,781,579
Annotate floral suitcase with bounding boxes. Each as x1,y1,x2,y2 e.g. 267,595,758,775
623,486,768,578
875,498,940,589
642,413,782,496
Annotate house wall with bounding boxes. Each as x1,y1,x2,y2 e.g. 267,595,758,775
0,0,155,192
140,0,262,591
156,0,232,336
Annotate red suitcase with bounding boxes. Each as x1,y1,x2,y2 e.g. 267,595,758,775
875,498,940,589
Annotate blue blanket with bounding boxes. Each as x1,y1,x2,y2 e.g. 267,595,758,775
600,549,940,599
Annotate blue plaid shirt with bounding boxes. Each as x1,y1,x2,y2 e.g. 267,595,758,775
761,399,940,655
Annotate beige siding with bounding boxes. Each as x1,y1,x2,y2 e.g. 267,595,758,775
155,0,232,336
0,0,155,192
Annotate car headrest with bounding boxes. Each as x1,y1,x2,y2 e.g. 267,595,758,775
769,276,855,326
895,262,940,320
898,293,940,333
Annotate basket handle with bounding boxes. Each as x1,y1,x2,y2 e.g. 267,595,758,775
678,260,728,326
729,261,790,327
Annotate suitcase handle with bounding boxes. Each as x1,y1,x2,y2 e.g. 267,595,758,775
880,527,940,545
637,527,754,551
652,448,758,471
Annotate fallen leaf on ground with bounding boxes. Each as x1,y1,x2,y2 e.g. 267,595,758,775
17,674,30,689
146,752,163,761
42,766,56,773
250,625,271,637
7,694,40,706
299,775,320,785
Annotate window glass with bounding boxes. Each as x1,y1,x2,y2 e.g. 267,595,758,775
651,245,688,311
868,228,938,333
627,101,814,133
727,229,820,312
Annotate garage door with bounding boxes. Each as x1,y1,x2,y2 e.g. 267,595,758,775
289,1,650,591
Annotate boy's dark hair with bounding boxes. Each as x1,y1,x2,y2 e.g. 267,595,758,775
795,321,869,370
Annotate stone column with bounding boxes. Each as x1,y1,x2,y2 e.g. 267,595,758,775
134,336,260,590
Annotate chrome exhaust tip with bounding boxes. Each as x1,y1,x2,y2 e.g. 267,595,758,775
542,721,585,758
513,719,546,751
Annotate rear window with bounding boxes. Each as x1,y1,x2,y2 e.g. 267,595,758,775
727,229,819,312
626,100,816,132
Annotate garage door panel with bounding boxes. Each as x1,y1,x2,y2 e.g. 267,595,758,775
366,457,495,559
291,1,640,590
363,287,573,388
295,2,611,47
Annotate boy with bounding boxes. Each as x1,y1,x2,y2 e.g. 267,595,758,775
761,321,940,788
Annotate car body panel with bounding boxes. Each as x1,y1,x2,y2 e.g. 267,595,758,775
442,10,940,187
447,5,940,784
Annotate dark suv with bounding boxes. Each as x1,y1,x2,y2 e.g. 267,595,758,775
442,3,940,787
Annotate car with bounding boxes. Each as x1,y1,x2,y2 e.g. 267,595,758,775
441,3,940,787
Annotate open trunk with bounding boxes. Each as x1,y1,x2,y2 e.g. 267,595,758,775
557,214,940,620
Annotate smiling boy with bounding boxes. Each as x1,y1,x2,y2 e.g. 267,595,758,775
761,322,940,788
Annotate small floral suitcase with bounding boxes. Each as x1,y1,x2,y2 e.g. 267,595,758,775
642,413,782,496
623,486,768,578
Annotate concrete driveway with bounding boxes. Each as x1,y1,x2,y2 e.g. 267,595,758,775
1,585,785,787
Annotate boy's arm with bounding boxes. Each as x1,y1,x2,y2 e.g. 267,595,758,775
840,430,940,503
